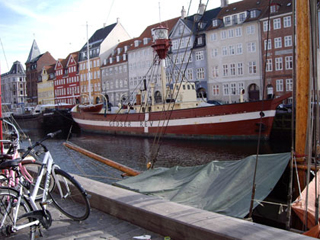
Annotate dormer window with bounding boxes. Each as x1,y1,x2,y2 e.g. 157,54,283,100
109,57,113,64
232,15,237,25
224,16,231,26
117,48,121,54
143,38,149,45
212,19,218,27
134,40,140,47
239,12,246,22
124,45,128,52
250,10,259,18
123,54,127,61
270,4,280,13
116,56,120,62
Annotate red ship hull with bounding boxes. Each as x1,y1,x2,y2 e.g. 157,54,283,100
71,95,289,140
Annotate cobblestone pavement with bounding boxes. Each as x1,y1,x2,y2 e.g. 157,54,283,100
6,204,165,240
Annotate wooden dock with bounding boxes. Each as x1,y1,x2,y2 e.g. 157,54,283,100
75,174,313,240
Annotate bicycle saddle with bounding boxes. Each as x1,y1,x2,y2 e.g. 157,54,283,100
0,158,22,169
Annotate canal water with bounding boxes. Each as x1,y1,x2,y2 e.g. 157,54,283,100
20,128,291,185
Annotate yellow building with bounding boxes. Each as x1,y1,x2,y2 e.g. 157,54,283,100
38,64,55,104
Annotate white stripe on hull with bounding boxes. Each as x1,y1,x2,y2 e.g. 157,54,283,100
73,110,276,129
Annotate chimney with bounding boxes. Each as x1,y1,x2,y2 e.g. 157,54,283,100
221,0,229,7
117,17,120,23
198,3,205,15
181,6,186,19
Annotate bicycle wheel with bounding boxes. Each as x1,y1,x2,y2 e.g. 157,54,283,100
49,169,90,221
0,187,36,239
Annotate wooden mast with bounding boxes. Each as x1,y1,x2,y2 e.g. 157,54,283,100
295,0,310,190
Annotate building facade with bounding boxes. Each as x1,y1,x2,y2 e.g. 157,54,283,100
1,61,27,110
25,40,56,105
260,0,293,102
38,64,55,105
206,0,269,103
78,20,130,104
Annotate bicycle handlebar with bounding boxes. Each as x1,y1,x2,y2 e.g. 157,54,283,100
21,130,62,159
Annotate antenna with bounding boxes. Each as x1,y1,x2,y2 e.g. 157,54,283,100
158,2,162,25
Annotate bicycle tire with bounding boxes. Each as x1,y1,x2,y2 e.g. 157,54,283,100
49,169,90,221
0,187,36,239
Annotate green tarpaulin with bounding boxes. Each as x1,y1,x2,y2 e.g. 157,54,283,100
114,152,291,218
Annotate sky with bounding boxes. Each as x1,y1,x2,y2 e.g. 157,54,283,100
0,0,239,73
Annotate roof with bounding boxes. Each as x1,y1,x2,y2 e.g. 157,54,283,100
207,0,270,30
79,23,117,62
26,39,41,63
1,61,25,76
184,7,222,32
260,0,292,18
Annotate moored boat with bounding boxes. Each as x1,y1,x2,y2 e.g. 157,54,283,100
71,23,290,140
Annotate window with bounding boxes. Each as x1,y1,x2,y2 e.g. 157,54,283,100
212,85,220,96
210,33,217,41
266,59,273,72
232,15,238,25
239,12,246,22
246,25,255,35
222,46,228,56
197,37,203,45
273,18,281,29
187,68,193,80
230,63,236,76
238,83,244,94
248,61,257,74
229,45,235,55
250,10,258,18
275,57,283,70
212,19,218,27
247,42,256,52
221,31,227,40
274,37,282,48
223,83,229,95
235,27,242,37
276,79,284,92
263,21,271,32
223,64,228,76
196,68,205,79
224,16,231,26
285,56,293,69
195,51,204,61
212,66,219,78
264,39,272,50
286,79,293,91
237,63,243,75
230,83,236,95
284,36,292,47
228,29,234,38
212,48,218,58
236,43,243,54
284,16,291,28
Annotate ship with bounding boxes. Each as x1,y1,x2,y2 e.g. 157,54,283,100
71,23,289,140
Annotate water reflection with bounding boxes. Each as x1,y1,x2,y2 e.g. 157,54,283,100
22,130,291,184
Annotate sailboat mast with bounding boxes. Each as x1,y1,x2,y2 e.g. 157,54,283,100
295,0,310,157
86,22,92,105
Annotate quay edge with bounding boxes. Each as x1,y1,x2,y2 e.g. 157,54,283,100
74,174,312,240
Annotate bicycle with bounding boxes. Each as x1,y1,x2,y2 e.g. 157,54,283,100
0,130,90,239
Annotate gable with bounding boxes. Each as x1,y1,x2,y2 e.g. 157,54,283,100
171,19,193,38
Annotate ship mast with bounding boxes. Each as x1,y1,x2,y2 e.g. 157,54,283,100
152,26,170,103
86,22,92,105
295,0,311,191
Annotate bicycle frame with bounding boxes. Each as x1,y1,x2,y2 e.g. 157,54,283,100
11,148,66,232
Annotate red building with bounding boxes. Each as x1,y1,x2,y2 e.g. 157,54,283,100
25,40,55,104
54,52,80,105
260,0,293,103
